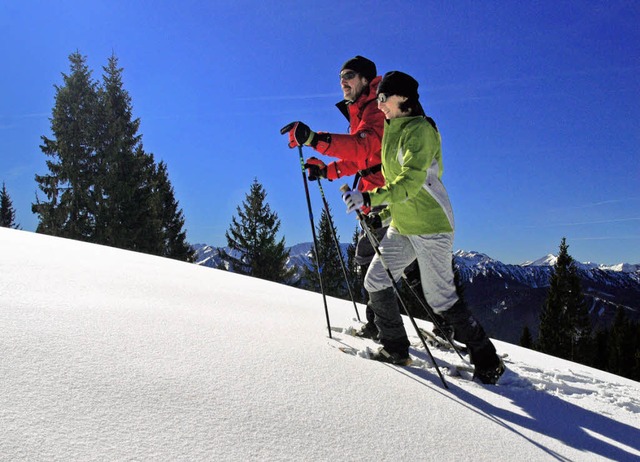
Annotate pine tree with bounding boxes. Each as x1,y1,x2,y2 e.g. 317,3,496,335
607,308,637,379
33,51,99,240
633,322,640,381
519,326,533,349
592,328,610,372
120,149,164,255
220,179,293,283
568,264,593,364
302,206,346,298
347,226,366,303
94,53,148,249
33,51,192,262
537,238,591,361
154,161,193,261
97,57,191,260
0,182,20,229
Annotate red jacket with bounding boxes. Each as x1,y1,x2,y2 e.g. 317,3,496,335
313,76,385,193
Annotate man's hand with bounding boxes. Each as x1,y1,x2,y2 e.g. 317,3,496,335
304,157,327,181
280,121,317,148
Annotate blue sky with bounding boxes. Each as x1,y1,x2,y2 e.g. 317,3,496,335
1,0,638,265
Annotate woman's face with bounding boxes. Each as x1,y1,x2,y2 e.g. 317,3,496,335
377,93,409,119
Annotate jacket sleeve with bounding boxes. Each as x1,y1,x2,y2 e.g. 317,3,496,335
369,123,437,207
324,159,360,180
314,102,384,170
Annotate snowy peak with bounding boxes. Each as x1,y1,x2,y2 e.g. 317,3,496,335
192,243,222,268
453,250,496,267
598,263,640,273
287,242,315,257
521,253,639,273
522,254,557,267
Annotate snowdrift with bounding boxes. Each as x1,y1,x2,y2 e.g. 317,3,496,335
1,227,639,461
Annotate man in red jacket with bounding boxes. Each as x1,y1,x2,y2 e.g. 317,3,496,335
281,56,386,338
281,56,384,193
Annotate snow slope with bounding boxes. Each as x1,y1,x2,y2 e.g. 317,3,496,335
1,228,639,461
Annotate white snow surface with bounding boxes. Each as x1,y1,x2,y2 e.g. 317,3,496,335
1,227,639,461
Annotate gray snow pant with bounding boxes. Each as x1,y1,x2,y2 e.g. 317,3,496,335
364,227,458,313
363,227,458,353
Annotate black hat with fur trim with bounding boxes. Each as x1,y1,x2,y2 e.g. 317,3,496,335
341,55,377,82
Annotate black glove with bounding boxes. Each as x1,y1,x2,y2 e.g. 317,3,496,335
280,121,317,148
304,157,327,181
363,212,383,230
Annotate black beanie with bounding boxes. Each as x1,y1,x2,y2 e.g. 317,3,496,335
341,55,377,82
377,71,419,101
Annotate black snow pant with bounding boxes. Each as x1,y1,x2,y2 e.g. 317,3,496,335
440,299,500,370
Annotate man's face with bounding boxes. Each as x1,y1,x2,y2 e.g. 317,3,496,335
340,69,368,102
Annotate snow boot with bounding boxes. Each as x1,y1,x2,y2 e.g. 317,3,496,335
432,319,455,342
369,288,410,345
473,354,506,385
355,321,380,341
371,336,412,365
368,288,411,363
440,299,504,381
355,302,380,340
370,346,412,366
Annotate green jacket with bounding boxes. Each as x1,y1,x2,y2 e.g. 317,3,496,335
368,116,455,235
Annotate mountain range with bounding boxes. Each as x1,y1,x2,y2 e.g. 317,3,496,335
192,243,640,344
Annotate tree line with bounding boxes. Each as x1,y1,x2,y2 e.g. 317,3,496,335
27,51,192,261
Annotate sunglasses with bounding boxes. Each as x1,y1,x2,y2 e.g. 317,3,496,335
339,71,358,80
377,93,389,103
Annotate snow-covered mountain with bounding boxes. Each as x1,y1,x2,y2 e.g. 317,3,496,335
522,252,640,273
192,242,225,268
194,243,640,344
452,250,640,342
2,227,639,461
192,242,350,283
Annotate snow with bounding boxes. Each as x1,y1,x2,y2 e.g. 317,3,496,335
1,227,639,461
600,263,640,273
522,254,558,267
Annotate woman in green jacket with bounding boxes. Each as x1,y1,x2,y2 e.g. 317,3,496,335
342,71,504,384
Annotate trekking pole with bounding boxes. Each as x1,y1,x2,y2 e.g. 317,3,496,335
316,178,361,321
295,145,332,339
362,225,467,363
340,185,448,389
